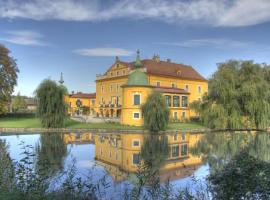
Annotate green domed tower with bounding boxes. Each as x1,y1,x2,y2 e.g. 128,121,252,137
127,50,149,86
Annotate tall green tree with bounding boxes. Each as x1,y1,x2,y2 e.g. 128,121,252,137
12,93,27,112
35,79,67,128
191,60,270,129
0,44,19,114
141,92,170,132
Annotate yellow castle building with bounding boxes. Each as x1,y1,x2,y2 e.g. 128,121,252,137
95,132,203,182
66,50,208,126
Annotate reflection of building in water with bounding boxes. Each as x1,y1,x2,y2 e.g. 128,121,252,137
95,133,203,182
63,133,95,145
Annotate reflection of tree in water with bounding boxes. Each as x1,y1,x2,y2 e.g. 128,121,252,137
0,139,14,190
191,131,270,172
35,133,67,178
131,134,169,198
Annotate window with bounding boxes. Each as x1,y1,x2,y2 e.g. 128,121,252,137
132,139,140,147
173,134,178,141
116,84,119,92
101,85,104,93
165,95,171,107
198,86,202,93
115,152,118,160
181,96,188,107
181,144,188,156
133,112,140,119
172,83,176,88
110,85,113,92
171,145,179,158
173,96,180,107
132,154,140,165
109,150,112,158
185,84,189,91
182,111,186,118
111,72,113,76
173,112,178,120
123,70,126,75
177,70,181,76
101,97,104,103
133,94,141,105
117,71,119,76
91,99,95,105
100,148,103,155
181,133,186,141
156,81,160,87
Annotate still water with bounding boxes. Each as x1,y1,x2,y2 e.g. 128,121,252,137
1,131,269,198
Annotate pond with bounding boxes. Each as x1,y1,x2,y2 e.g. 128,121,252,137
1,131,270,199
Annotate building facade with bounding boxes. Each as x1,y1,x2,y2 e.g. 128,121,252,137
66,92,96,116
95,51,208,126
95,132,203,182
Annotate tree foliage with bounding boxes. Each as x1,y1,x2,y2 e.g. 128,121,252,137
0,44,19,114
141,92,170,132
36,133,67,178
208,150,270,200
12,93,27,112
0,139,14,191
35,79,67,128
191,60,270,129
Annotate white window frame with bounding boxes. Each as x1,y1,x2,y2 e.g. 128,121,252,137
132,139,141,147
132,153,140,166
185,84,189,91
173,134,178,141
133,112,140,120
182,111,186,118
198,85,202,93
101,85,104,93
133,93,141,105
173,111,178,120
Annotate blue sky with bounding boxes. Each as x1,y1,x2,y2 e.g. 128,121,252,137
1,0,270,96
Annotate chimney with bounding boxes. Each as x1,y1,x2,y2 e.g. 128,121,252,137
167,58,171,63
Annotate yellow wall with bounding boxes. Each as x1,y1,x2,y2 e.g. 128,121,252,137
65,96,96,115
95,62,129,114
95,133,203,177
94,62,208,125
121,86,153,126
149,75,208,101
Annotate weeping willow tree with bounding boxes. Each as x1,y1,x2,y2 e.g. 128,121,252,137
191,60,270,129
190,131,270,173
141,92,170,132
35,79,67,128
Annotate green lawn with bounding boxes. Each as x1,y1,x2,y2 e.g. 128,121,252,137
0,116,206,130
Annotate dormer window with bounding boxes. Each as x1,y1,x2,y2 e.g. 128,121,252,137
117,71,119,76
172,83,176,88
177,70,181,76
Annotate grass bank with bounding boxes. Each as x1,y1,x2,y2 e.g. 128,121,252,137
0,116,206,131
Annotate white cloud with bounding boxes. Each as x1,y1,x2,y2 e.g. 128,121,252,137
1,0,270,27
157,39,251,49
0,30,47,46
74,48,133,57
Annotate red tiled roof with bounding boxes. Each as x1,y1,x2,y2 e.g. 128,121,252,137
131,59,206,81
69,93,96,99
154,86,189,94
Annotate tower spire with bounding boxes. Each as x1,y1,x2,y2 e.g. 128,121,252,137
135,49,142,68
59,72,64,85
